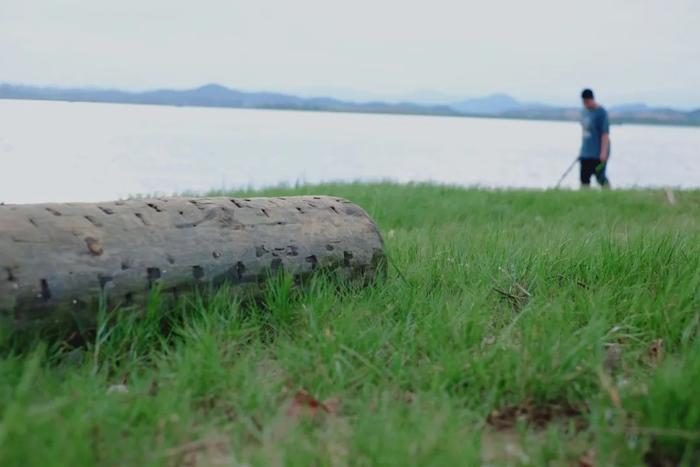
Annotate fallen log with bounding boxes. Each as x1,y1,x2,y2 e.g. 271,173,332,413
0,196,385,330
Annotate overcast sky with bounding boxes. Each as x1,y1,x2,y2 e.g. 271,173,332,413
1,0,698,107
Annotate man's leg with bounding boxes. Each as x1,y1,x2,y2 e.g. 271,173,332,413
580,159,595,188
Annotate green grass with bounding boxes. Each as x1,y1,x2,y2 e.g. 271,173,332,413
2,183,700,466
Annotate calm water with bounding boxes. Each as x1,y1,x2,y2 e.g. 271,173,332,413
1,99,699,203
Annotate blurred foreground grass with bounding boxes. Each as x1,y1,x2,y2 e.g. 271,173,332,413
1,183,700,466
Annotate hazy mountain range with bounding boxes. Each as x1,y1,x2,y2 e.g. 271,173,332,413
2,83,699,126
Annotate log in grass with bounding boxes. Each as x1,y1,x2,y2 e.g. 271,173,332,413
0,196,385,329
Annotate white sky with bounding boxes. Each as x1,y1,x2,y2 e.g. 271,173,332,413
1,0,699,107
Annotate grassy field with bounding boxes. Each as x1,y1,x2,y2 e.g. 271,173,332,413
1,184,700,466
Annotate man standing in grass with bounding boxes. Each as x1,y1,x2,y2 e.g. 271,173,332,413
579,89,611,188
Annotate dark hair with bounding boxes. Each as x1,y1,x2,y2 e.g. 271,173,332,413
581,89,594,99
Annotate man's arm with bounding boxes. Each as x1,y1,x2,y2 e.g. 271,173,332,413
600,133,609,162
599,110,610,162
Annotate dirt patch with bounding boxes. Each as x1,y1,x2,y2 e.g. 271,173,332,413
480,429,530,465
486,399,588,431
285,389,340,419
646,339,665,366
481,429,593,466
165,431,232,467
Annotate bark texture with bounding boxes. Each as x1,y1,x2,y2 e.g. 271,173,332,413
0,196,384,329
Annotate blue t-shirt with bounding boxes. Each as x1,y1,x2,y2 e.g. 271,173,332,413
580,106,610,160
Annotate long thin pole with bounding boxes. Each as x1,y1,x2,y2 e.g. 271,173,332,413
555,156,580,189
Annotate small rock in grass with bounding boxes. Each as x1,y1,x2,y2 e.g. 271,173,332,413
481,335,496,347
107,384,129,394
604,343,622,372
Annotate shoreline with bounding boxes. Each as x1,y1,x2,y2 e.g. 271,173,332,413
2,95,699,129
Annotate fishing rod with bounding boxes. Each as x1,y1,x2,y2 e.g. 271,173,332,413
554,156,580,189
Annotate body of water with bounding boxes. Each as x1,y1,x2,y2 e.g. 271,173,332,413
1,99,698,203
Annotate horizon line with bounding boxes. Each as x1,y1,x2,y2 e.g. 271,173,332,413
2,80,699,112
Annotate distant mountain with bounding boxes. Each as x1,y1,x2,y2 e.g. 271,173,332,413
482,98,700,126
610,102,652,113
0,83,460,117
452,93,527,115
1,83,698,126
452,95,700,125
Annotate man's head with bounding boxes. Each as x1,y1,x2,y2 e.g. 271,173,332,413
581,88,597,110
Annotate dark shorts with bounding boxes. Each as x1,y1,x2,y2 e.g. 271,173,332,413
580,158,609,186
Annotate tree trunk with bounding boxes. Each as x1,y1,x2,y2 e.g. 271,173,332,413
0,196,385,330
